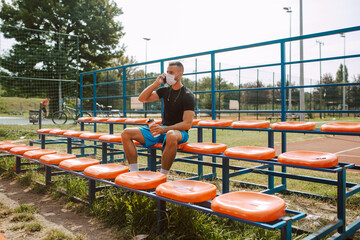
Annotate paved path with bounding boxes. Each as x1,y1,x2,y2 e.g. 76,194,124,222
0,117,54,125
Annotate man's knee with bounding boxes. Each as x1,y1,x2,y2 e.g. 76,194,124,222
166,130,179,145
121,128,133,140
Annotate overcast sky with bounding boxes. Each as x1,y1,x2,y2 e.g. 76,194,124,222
115,0,360,85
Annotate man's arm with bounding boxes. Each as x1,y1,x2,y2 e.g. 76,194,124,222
151,110,195,135
138,73,165,103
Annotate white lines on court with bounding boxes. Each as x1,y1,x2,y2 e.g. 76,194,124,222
335,146,360,154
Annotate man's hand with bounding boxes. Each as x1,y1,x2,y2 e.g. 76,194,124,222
149,123,165,136
155,73,166,86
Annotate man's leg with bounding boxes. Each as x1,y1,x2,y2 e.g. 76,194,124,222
161,130,183,171
121,128,146,169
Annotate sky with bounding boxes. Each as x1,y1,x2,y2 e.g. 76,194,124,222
115,0,360,85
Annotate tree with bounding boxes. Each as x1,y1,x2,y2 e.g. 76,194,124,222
0,0,125,72
0,0,125,112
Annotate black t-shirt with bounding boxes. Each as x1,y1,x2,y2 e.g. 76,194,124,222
156,86,195,126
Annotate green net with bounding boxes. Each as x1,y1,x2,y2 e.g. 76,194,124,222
0,24,79,114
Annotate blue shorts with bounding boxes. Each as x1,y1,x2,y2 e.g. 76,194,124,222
139,126,189,148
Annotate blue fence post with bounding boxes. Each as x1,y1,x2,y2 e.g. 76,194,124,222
211,52,216,119
161,61,165,118
280,41,287,189
122,67,127,118
80,74,83,116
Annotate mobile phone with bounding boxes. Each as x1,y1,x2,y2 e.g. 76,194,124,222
162,76,166,83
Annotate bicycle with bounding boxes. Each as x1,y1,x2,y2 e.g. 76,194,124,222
52,100,92,124
95,102,121,117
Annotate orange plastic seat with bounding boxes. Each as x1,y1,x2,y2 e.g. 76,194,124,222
98,134,122,142
48,129,69,135
0,143,27,151
152,142,188,150
224,146,275,160
0,141,14,145
125,118,148,124
232,120,270,129
37,128,60,133
211,191,286,222
59,158,100,171
63,131,89,137
84,164,129,179
115,171,167,189
271,121,316,131
192,119,201,126
79,132,107,140
77,117,94,121
182,143,227,154
40,153,76,165
106,118,126,123
91,117,109,122
156,180,217,203
23,149,57,159
9,146,40,155
320,122,360,133
278,151,338,168
198,119,233,127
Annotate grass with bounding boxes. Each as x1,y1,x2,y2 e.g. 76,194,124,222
42,229,85,240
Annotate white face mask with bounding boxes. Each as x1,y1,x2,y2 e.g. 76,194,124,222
166,73,177,86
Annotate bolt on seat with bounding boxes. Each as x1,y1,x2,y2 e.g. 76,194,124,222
79,132,108,140
49,129,70,135
211,191,286,222
182,142,227,154
198,119,233,127
278,151,338,168
156,180,217,203
63,131,90,137
37,128,60,133
106,118,126,123
0,143,27,151
232,120,270,129
98,134,122,142
83,164,129,179
271,121,316,131
115,171,167,190
224,146,275,160
23,149,57,159
39,153,76,165
59,158,100,171
9,146,40,155
321,122,360,133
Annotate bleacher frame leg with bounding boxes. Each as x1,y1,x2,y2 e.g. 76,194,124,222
157,199,166,234
45,166,52,185
15,156,21,174
89,179,96,205
280,219,292,240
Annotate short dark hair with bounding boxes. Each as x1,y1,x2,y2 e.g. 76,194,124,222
168,61,184,73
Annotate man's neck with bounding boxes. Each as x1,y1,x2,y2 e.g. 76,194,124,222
171,81,183,90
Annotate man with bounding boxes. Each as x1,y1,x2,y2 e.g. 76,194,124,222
41,98,50,118
121,61,195,175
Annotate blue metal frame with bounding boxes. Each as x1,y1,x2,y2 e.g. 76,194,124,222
80,26,360,119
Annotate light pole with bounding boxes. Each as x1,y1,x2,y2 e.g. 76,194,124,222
143,37,150,117
340,33,346,118
283,7,292,111
316,40,324,118
299,0,305,121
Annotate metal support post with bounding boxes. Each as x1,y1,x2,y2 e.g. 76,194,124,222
102,142,108,164
157,199,166,234
67,138,72,154
222,157,230,193
15,156,21,174
337,167,346,235
41,135,46,149
45,166,52,186
150,148,157,172
88,179,96,205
